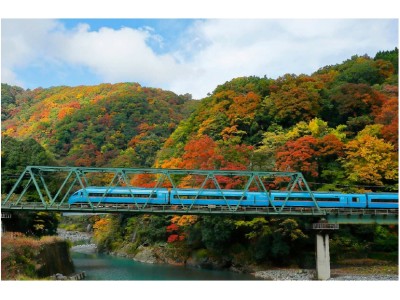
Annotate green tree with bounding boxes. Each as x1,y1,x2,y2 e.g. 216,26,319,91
2,212,60,237
336,57,386,85
254,126,288,170
1,83,25,121
1,136,56,193
200,216,235,254
374,47,398,74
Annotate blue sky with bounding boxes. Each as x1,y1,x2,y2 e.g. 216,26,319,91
1,6,399,99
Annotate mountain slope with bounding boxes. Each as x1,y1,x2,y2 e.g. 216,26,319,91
155,50,398,191
2,82,197,167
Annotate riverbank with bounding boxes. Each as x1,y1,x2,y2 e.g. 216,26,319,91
1,232,74,280
112,243,399,280
253,258,398,280
56,229,398,280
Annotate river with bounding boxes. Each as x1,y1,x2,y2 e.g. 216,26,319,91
71,252,257,280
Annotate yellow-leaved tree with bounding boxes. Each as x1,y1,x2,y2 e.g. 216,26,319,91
341,128,398,186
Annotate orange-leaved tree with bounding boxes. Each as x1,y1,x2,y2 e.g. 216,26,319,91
276,134,345,181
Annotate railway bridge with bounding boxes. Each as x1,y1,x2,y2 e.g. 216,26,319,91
2,166,398,280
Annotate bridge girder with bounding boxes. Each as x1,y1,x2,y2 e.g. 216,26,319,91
1,166,398,224
2,166,318,213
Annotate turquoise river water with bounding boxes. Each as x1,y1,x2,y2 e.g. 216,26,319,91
71,252,258,280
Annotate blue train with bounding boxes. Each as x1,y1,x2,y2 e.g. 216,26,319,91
68,187,398,209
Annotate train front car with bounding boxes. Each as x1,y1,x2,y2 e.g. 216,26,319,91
68,189,84,204
366,193,399,209
68,187,169,205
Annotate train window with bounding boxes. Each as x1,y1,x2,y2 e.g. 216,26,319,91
227,196,247,200
87,191,159,198
370,198,397,203
88,193,102,197
113,193,130,198
131,193,157,198
352,197,359,203
314,198,339,202
273,196,341,202
173,195,197,199
173,195,247,200
274,196,313,201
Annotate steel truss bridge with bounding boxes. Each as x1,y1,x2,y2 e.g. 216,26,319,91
1,166,398,225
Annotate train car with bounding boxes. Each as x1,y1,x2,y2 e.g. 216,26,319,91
269,191,367,208
366,193,398,209
67,186,398,210
169,189,270,206
68,186,169,205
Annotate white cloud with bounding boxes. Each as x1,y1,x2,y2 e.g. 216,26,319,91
1,20,188,90
171,19,397,98
54,25,186,86
0,67,23,87
1,19,61,85
1,19,398,98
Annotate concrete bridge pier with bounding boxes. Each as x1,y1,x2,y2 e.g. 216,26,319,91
313,220,339,280
315,232,330,280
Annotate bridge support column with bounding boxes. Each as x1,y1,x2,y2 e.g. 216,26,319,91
315,233,330,280
313,220,339,280
1,212,12,236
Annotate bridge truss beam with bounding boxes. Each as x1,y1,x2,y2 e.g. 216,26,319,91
2,166,322,216
2,166,398,224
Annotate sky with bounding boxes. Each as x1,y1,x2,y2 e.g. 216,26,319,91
1,2,399,100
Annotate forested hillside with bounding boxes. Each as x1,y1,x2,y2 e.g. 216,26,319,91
156,49,398,192
2,82,197,169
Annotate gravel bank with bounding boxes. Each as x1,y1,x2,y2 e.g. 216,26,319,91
329,274,398,280
57,229,92,243
253,269,398,280
254,269,316,280
57,229,97,253
70,244,98,254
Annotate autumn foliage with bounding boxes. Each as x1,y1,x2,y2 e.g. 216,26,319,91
2,82,195,169
2,49,398,196
155,50,398,191
166,215,198,243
